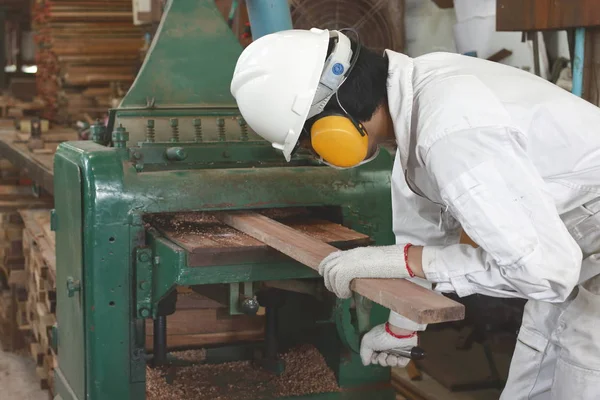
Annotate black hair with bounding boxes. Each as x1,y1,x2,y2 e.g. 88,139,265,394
324,38,389,122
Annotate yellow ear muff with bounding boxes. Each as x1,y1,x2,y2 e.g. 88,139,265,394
310,115,369,168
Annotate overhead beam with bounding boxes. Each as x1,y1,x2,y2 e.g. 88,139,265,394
497,0,600,31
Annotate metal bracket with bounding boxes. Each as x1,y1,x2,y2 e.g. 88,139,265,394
66,277,81,298
229,281,256,315
135,247,154,319
50,209,57,231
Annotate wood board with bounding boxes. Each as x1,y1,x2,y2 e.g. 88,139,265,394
148,212,372,267
219,212,465,325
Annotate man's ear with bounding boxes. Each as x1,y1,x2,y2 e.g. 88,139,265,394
297,131,313,150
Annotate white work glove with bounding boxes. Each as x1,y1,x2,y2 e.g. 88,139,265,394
318,245,410,299
360,323,419,367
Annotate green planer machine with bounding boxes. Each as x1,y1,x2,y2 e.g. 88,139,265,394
51,1,416,399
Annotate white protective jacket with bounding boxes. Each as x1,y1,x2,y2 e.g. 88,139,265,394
385,50,600,311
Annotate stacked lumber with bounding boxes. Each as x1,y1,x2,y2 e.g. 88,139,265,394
19,209,57,392
0,159,21,185
32,0,144,123
0,211,28,351
0,173,53,354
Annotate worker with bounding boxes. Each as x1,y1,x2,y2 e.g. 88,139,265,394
230,28,600,399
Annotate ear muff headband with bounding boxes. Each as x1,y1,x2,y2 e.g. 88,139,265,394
310,112,369,168
312,29,370,168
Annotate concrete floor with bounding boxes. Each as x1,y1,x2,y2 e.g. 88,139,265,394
0,341,48,400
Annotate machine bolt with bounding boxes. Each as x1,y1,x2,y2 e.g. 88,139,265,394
66,277,81,298
165,147,188,161
112,124,129,149
146,119,155,143
90,120,107,145
193,118,203,142
240,297,260,315
216,118,226,142
139,308,151,318
169,118,180,142
139,281,150,291
238,117,249,141
132,348,144,361
138,252,151,263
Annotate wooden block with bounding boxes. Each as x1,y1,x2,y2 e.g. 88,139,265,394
19,119,50,134
30,342,45,366
32,149,55,155
8,270,27,286
0,185,35,198
407,361,423,381
431,0,454,8
219,212,465,325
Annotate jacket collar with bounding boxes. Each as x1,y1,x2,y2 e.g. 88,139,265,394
385,50,414,172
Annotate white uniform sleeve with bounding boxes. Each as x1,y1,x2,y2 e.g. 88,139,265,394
421,128,582,302
389,151,461,329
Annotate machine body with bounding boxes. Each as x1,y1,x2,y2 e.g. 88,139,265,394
52,1,398,399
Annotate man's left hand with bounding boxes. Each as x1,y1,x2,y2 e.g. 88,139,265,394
360,323,418,367
318,245,410,298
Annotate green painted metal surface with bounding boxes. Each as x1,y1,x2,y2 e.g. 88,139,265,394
119,0,242,109
54,137,396,399
54,155,85,399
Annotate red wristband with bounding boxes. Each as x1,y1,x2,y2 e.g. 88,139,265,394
404,243,416,277
385,322,417,339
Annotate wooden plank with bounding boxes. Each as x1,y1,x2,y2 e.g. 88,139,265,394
0,198,53,212
497,0,600,31
144,309,264,336
0,133,55,194
0,185,34,197
431,0,454,8
8,269,26,286
145,330,264,351
220,212,465,325
150,212,371,268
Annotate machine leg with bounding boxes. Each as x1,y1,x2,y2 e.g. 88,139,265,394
256,289,286,375
153,316,168,367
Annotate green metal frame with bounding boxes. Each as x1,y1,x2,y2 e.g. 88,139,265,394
53,139,397,400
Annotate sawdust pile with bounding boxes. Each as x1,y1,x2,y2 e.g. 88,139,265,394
170,348,207,363
146,345,339,400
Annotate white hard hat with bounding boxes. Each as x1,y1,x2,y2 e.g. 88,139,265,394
231,28,353,161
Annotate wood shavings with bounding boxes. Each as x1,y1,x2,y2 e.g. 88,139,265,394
170,349,207,363
146,345,339,400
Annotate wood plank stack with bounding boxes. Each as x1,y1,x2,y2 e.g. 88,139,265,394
0,162,53,355
32,0,144,123
19,209,57,392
